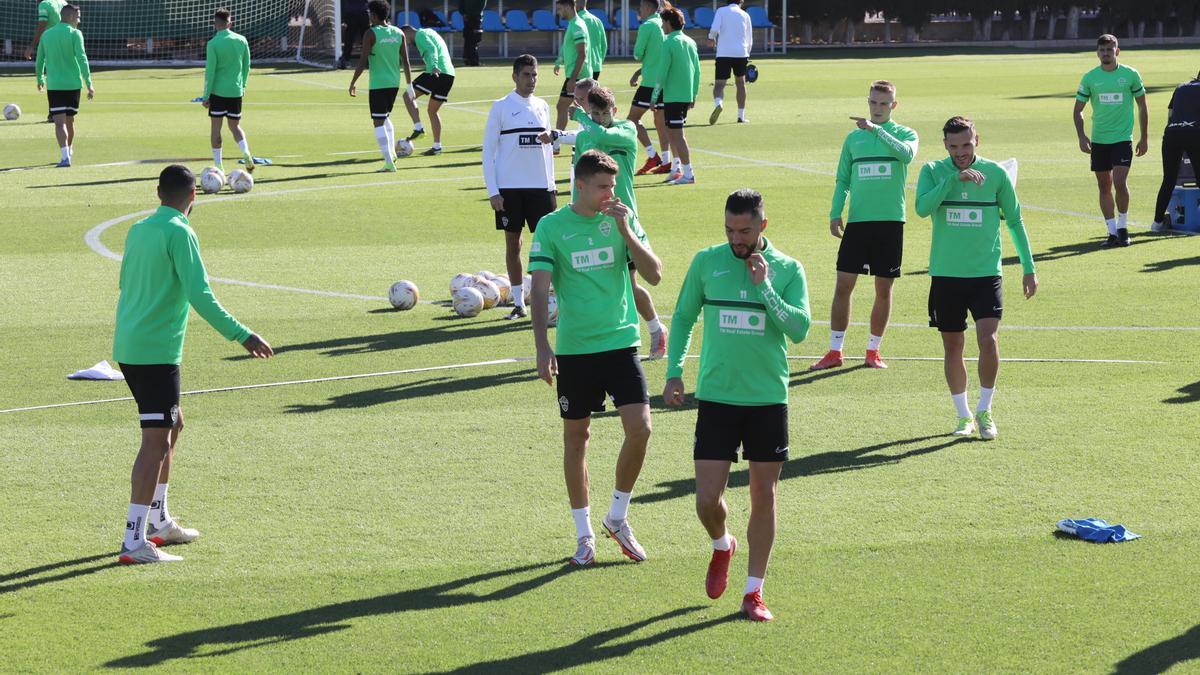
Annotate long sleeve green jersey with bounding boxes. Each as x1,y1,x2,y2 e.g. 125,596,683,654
113,206,251,365
667,240,811,406
37,0,65,27
916,156,1036,278
204,29,251,99
830,120,919,222
570,108,640,211
633,16,666,86
414,28,455,75
654,30,699,104
35,23,90,90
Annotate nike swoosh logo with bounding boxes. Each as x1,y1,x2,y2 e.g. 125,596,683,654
511,111,522,116
774,446,789,454
890,267,901,273
563,233,579,240
712,270,731,277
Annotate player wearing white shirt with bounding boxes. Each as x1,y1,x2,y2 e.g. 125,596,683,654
707,0,752,125
482,54,557,319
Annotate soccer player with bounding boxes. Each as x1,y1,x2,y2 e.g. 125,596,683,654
811,80,918,371
578,0,607,81
398,23,455,155
24,0,65,121
34,3,91,168
707,0,752,125
552,0,590,144
348,0,405,172
202,8,254,174
628,0,671,175
113,165,273,564
1152,74,1200,230
916,117,1038,440
653,7,699,185
664,188,811,622
483,54,556,320
1073,34,1149,248
530,149,663,566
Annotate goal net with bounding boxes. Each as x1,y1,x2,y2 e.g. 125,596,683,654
0,0,339,68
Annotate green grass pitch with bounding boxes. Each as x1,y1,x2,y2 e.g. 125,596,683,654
2,48,1200,672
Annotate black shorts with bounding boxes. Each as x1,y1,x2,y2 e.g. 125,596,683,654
47,89,80,117
715,56,749,80
663,102,689,129
694,400,789,463
495,188,557,232
592,71,601,81
560,79,577,99
555,347,648,420
1091,141,1134,172
631,86,664,110
118,363,181,429
413,72,454,102
928,276,1003,332
369,87,399,119
836,221,904,277
207,94,243,118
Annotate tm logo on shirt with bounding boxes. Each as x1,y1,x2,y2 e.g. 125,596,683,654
946,207,984,227
570,246,615,271
718,309,766,336
518,134,543,146
857,163,892,179
1098,92,1124,104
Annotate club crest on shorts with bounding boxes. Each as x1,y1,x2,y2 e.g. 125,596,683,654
501,215,510,228
559,395,569,412
169,405,180,426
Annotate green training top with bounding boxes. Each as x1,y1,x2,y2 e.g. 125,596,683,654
667,239,811,406
1077,64,1146,144
559,14,591,79
37,0,65,27
570,108,640,212
528,205,649,356
579,8,607,73
204,28,251,99
915,155,1036,278
369,24,404,89
35,22,90,90
414,28,455,76
830,120,919,223
654,29,699,104
633,15,666,87
113,206,252,365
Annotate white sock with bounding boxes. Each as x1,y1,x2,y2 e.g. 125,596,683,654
1117,212,1128,230
738,107,746,120
571,506,594,539
671,156,681,171
645,145,656,158
661,150,671,164
645,316,662,334
712,532,731,551
1105,218,1118,236
951,391,971,419
414,121,425,131
123,503,150,550
67,145,73,157
383,118,396,154
432,142,442,150
212,147,222,165
60,146,70,161
830,330,846,352
512,285,525,309
977,386,995,413
375,126,392,162
149,483,172,530
553,139,561,153
714,96,723,107
608,490,632,523
867,334,883,351
682,163,693,179
745,576,764,595
236,135,250,155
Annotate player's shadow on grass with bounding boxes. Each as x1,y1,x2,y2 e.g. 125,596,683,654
634,434,973,505
591,393,698,419
271,158,376,169
1112,624,1200,675
29,175,159,189
1142,255,1200,273
1164,381,1200,404
104,560,612,668
226,318,528,360
906,235,1179,276
433,606,739,674
284,368,539,413
1010,84,1177,100
0,552,118,595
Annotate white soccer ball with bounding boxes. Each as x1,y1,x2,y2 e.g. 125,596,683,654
452,286,485,317
396,138,414,158
491,276,512,304
388,280,419,310
229,169,253,193
547,292,559,325
522,274,532,299
471,276,501,309
200,167,225,194
3,103,20,121
450,272,475,295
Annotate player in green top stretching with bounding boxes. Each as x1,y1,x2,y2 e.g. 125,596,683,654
664,188,810,622
812,80,918,371
398,24,455,155
529,150,662,567
916,116,1038,441
1073,34,1149,248
202,8,254,174
113,165,273,564
349,0,405,172
34,3,91,167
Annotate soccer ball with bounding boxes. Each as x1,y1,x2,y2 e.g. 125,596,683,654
452,286,484,317
229,169,253,193
491,276,512,304
546,292,559,325
522,274,532,299
3,103,20,121
450,272,475,295
476,270,496,280
388,280,419,310
471,276,501,309
396,138,414,158
199,167,225,194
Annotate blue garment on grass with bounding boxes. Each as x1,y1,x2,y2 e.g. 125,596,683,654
1056,518,1140,543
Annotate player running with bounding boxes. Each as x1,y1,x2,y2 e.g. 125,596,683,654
113,165,273,565
202,8,255,174
483,54,556,320
707,0,753,125
628,0,671,176
398,23,454,155
530,149,663,567
1152,74,1200,230
552,0,590,148
916,117,1038,440
34,3,91,168
812,80,918,371
349,0,405,172
1073,34,1149,248
654,7,700,185
664,188,810,622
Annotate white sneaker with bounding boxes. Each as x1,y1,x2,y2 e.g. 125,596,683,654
952,416,976,437
1151,220,1168,232
147,520,200,546
976,410,998,440
118,541,183,565
602,516,647,562
570,536,595,566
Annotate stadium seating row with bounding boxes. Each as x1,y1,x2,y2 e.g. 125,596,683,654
401,6,775,33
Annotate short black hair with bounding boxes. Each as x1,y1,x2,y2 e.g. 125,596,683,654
214,7,231,22
575,149,619,181
399,23,416,32
512,53,537,73
555,0,574,6
942,115,975,137
725,188,764,220
1097,33,1118,47
60,3,78,18
158,165,195,201
368,0,390,21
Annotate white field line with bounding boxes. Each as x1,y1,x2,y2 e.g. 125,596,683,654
0,353,1163,415
820,320,1200,332
266,73,346,90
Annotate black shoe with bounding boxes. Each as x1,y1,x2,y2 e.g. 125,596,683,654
422,146,442,156
1100,234,1120,248
408,128,425,141
504,306,528,320
1116,227,1131,247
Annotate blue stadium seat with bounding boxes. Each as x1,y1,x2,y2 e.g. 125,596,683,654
587,8,615,30
693,6,714,30
614,8,640,28
745,5,775,28
531,9,560,31
397,11,420,28
481,9,505,32
679,7,696,29
450,10,465,31
505,9,532,32
426,10,452,32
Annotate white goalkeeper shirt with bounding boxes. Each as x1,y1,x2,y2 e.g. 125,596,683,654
482,90,555,196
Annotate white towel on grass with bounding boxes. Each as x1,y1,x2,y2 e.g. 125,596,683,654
68,360,124,381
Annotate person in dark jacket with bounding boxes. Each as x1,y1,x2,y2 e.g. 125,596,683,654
461,0,486,66
340,0,370,68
